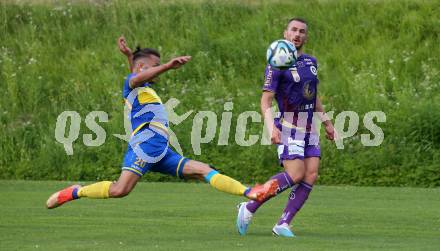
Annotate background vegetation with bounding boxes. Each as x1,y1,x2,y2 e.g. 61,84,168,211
1,0,439,186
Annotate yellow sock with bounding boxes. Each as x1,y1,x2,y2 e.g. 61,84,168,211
77,181,112,199
206,171,247,196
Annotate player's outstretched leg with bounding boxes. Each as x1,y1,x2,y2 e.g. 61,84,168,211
182,160,278,202
46,171,140,209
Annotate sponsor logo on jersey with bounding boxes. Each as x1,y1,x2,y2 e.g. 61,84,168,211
289,68,301,82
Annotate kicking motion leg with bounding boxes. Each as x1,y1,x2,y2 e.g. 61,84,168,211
182,160,278,201
46,171,140,209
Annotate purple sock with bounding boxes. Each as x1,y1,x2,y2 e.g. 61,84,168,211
277,181,313,225
246,171,294,213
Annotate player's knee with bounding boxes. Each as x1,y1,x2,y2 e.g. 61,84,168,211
186,161,211,176
286,169,305,184
182,160,212,181
109,184,132,198
304,170,318,185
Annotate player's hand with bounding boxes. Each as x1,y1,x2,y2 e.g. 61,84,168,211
166,56,191,69
271,126,282,145
118,36,132,57
324,123,338,141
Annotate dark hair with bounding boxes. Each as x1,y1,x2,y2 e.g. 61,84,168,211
286,17,308,28
133,46,160,63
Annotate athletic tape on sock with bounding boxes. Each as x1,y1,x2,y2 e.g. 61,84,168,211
204,170,219,183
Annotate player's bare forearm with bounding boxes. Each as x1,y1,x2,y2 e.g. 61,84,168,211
261,91,280,143
120,53,134,73
127,55,134,73
316,97,337,140
117,36,134,72
316,97,332,126
261,91,274,131
129,63,172,88
129,56,191,88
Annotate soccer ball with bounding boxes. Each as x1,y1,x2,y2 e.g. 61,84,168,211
266,39,297,69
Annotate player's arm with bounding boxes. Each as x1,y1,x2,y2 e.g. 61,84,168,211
129,56,191,89
261,91,281,144
118,36,134,72
316,97,337,140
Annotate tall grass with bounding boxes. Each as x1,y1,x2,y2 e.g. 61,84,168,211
1,0,439,186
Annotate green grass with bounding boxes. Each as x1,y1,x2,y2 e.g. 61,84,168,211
0,180,439,251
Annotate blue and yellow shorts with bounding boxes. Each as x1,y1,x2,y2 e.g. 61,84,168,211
122,126,189,178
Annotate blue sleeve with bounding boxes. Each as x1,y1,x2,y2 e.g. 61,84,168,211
123,73,135,99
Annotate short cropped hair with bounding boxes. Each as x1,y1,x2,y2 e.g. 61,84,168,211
286,17,308,29
133,46,160,63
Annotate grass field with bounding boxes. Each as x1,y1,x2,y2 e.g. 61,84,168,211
0,180,439,251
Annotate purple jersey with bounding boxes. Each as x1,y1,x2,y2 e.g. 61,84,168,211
263,54,320,147
263,54,319,126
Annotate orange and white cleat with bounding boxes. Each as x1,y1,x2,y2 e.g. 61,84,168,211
46,185,81,209
246,179,279,202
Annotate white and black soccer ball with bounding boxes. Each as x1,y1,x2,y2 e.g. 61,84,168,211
266,39,297,69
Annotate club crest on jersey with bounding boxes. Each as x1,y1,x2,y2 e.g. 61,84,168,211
303,81,315,100
310,65,317,75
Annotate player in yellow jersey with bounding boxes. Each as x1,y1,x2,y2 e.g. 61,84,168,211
46,37,277,210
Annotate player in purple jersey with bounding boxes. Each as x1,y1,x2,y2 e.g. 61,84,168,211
237,18,337,237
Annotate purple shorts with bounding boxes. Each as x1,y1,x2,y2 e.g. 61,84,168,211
276,124,321,165
277,141,321,163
